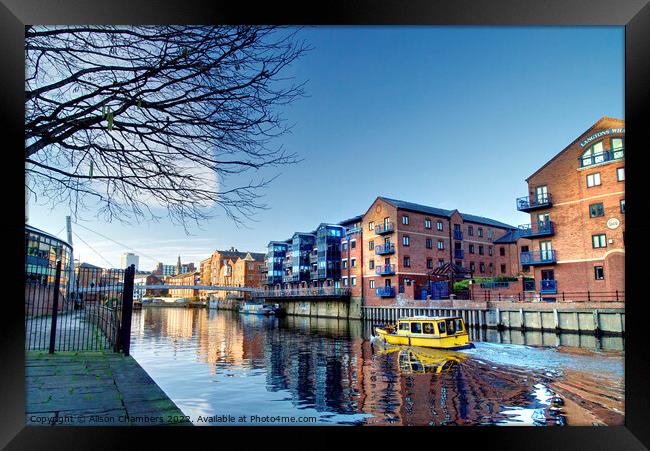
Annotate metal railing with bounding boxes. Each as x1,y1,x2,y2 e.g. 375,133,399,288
25,261,135,354
516,194,553,211
375,243,395,255
376,287,396,297
375,223,394,234
520,250,557,265
579,148,625,168
453,229,463,240
540,279,557,293
479,281,511,289
518,221,555,237
263,287,351,298
454,249,464,259
477,290,624,303
375,264,396,275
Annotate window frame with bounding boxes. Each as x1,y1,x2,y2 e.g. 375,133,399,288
620,199,625,214
594,266,605,280
424,218,432,229
592,234,607,249
436,220,444,231
402,215,410,225
403,256,411,267
617,167,625,182
589,202,605,218
402,235,410,247
586,172,602,188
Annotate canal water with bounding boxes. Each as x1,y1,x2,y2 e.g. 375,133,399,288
130,307,624,426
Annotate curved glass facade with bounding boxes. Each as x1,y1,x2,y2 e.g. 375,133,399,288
25,225,73,289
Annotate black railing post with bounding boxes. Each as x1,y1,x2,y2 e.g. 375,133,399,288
615,290,619,301
48,260,63,354
562,292,565,302
587,291,591,302
120,264,135,356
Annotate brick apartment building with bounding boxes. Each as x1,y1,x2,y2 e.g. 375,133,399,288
199,248,265,300
167,271,200,299
515,116,625,297
264,196,527,306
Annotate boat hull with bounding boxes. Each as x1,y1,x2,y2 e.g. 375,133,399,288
374,328,473,350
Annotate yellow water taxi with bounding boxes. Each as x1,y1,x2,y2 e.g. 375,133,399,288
374,316,474,350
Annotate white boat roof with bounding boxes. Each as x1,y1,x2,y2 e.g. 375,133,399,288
399,316,462,321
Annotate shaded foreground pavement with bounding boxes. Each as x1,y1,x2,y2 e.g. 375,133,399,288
26,352,191,426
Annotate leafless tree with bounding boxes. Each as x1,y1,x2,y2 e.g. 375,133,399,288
25,26,308,228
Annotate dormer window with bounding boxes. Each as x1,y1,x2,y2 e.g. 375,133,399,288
580,137,625,168
581,141,605,167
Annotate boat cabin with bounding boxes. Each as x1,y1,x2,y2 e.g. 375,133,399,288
396,316,466,336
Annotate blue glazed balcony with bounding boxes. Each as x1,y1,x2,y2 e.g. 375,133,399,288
375,243,395,255
516,194,553,212
375,223,394,235
579,148,624,168
376,286,396,297
520,250,557,266
453,229,463,240
375,264,396,275
454,249,464,259
518,221,555,238
540,279,557,294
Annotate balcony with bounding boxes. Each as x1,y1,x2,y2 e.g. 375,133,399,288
310,271,320,280
375,264,396,275
520,250,557,266
540,279,557,294
375,243,395,255
454,249,464,259
264,287,351,299
376,286,396,297
518,221,555,238
579,148,624,168
516,194,553,212
453,229,463,240
375,223,394,235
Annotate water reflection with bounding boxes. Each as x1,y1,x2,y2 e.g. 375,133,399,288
130,308,623,426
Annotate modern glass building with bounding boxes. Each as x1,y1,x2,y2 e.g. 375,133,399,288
266,241,289,285
25,224,73,289
315,224,345,281
291,233,316,283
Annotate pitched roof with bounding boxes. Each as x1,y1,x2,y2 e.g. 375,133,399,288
379,197,515,230
493,229,524,244
338,215,364,226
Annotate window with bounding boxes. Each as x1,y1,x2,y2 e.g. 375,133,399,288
425,218,432,229
617,167,625,181
369,260,375,269
368,221,375,231
427,258,433,269
594,266,604,280
488,246,493,256
499,246,505,256
589,203,605,218
351,258,356,268
402,215,409,225
350,240,356,249
586,172,601,187
592,234,607,248
611,137,624,158
438,321,446,334
487,229,493,239
342,277,348,286
489,263,493,274
620,199,625,214
351,276,357,286
369,279,375,289
369,240,375,250
469,244,475,254
437,240,444,250
501,264,506,274
478,227,483,237
398,321,409,331
403,235,410,246
469,262,475,272
581,141,605,166
521,245,529,253
423,322,434,334
468,225,474,236
438,259,445,267
425,238,433,249
342,242,348,251
411,323,422,334
478,245,484,255
342,259,348,269
479,262,485,273
437,221,444,231
403,256,411,267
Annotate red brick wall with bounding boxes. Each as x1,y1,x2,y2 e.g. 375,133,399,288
524,117,624,295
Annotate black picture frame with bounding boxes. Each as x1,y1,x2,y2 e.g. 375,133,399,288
3,0,648,449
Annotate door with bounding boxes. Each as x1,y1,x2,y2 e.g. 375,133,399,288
540,241,552,261
535,186,548,204
385,279,391,287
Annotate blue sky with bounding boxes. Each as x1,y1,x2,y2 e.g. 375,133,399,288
27,26,624,270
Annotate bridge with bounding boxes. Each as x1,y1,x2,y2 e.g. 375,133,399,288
74,284,263,294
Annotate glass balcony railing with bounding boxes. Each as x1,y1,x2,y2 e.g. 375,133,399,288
376,286,396,297
516,194,553,212
375,244,395,255
540,279,557,294
454,249,464,259
518,221,555,237
579,148,624,168
375,264,396,275
520,250,557,265
375,223,394,235
453,230,463,240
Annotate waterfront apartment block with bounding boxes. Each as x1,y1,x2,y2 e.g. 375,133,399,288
514,116,624,297
167,271,200,299
199,248,265,300
264,196,527,307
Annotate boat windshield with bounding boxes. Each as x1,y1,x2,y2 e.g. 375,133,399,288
410,322,422,334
